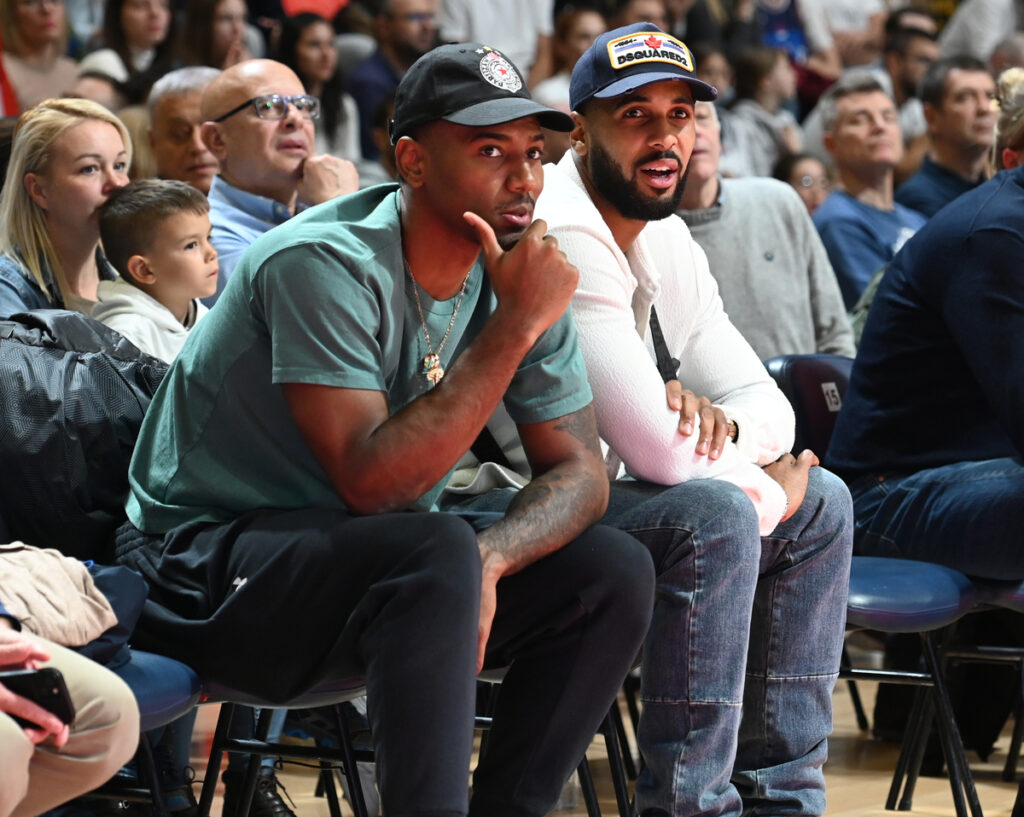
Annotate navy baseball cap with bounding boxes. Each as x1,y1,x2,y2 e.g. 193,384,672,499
570,23,718,111
390,43,574,143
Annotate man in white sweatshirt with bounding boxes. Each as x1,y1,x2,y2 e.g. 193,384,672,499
445,22,854,817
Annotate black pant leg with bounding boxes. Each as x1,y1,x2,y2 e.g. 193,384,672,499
469,524,654,817
119,508,483,817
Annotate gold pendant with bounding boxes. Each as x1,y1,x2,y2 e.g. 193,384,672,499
423,353,444,385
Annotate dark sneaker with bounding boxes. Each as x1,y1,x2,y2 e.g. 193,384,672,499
221,770,296,817
151,742,198,816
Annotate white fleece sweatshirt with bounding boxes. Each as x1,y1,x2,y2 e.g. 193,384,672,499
92,277,207,364
535,153,795,534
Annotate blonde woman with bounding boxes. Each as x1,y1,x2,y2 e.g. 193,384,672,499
0,98,131,317
993,66,1024,172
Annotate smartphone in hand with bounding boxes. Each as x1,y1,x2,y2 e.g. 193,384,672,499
0,667,76,728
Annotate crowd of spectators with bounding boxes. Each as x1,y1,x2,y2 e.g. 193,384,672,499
1,1,1024,817
0,0,1009,347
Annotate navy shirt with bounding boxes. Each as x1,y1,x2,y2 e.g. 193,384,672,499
895,155,984,219
826,166,1024,479
812,191,926,309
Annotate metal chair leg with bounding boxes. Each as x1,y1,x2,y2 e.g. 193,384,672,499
135,731,171,817
234,708,274,817
886,681,930,811
892,688,934,811
318,760,344,817
922,633,983,817
600,707,635,817
577,757,603,817
197,704,236,817
841,645,870,731
333,703,370,817
1004,677,1024,782
608,698,638,780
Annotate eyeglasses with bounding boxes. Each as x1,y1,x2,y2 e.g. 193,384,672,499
212,93,320,123
389,11,435,23
797,174,830,190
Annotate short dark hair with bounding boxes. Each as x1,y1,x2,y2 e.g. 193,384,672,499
883,25,937,58
920,55,991,108
733,46,785,101
100,179,209,285
884,7,936,40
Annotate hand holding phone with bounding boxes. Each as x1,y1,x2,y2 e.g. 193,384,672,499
0,625,51,668
1,667,75,745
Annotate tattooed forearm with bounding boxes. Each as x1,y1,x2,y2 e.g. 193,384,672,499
552,405,603,459
479,465,604,573
477,406,608,575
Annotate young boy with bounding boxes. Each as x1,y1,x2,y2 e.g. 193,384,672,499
94,179,218,363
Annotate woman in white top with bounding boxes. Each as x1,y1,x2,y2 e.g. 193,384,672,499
77,0,175,93
0,0,79,111
276,13,361,162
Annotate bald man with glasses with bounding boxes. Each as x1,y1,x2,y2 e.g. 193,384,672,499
199,58,359,302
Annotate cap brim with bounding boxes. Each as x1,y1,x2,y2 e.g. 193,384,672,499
593,72,718,103
445,97,575,132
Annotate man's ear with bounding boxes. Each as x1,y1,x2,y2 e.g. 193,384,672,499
125,254,157,285
23,172,47,210
394,136,426,188
569,111,588,156
201,122,227,160
823,130,837,158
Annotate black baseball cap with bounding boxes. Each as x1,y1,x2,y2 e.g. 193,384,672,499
389,43,574,143
570,22,718,111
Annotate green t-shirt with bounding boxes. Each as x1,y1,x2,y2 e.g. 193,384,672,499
126,185,592,533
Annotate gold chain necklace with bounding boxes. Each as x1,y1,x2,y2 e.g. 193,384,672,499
406,263,471,386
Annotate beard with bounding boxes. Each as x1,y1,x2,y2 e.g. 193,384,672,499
587,141,689,222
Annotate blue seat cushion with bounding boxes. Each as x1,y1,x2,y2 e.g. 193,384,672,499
113,649,201,732
847,556,978,633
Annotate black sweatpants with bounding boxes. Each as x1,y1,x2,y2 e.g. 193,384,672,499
116,507,654,817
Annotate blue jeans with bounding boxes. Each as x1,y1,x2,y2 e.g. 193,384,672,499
445,468,853,817
849,457,1024,579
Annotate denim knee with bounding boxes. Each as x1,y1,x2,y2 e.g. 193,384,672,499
801,467,854,535
606,479,760,565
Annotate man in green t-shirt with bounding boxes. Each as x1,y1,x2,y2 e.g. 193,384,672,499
115,43,655,817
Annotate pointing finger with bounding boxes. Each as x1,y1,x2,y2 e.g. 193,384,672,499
463,211,503,264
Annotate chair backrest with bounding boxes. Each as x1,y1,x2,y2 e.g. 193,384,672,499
764,353,854,456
